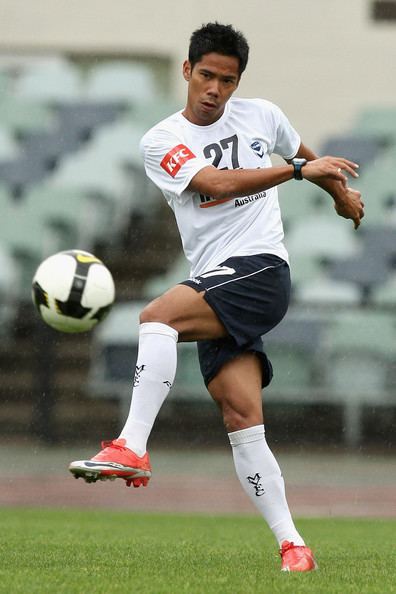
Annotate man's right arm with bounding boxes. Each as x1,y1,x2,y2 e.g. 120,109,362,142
188,157,359,201
188,164,294,200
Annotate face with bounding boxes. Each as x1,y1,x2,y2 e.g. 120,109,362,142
182,52,240,126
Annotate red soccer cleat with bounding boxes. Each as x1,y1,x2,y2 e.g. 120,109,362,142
280,540,318,572
69,438,151,488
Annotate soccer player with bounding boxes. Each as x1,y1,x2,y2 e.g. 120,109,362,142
70,23,364,571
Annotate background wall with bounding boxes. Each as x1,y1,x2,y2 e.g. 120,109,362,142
1,0,395,148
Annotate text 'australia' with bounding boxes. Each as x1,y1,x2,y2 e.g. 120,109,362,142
234,191,266,208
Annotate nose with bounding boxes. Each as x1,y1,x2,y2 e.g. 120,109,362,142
207,79,220,98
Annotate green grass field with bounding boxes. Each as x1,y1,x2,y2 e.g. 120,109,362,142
1,509,395,594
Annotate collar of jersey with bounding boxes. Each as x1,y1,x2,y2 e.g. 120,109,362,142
180,100,230,130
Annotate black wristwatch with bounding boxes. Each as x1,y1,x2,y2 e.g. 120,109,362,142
291,158,307,180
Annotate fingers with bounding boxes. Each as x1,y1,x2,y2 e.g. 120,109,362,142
334,169,348,186
353,204,365,229
333,157,360,179
353,203,365,229
303,156,359,184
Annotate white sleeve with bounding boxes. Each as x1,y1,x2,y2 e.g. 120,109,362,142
140,128,209,201
271,104,301,160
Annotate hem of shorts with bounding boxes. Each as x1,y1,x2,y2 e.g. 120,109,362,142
202,346,272,388
178,279,206,293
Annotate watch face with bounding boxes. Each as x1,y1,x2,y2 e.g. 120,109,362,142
292,158,306,179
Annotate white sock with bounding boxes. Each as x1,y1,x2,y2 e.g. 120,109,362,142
228,424,304,546
119,322,178,456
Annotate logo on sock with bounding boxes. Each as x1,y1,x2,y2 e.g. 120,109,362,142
133,364,146,387
163,380,172,388
247,473,265,496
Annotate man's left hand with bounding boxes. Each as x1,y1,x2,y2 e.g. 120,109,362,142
333,187,365,229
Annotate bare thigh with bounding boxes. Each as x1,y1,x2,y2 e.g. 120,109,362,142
207,351,264,432
140,284,228,341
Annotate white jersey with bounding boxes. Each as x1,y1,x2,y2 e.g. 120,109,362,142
140,98,300,277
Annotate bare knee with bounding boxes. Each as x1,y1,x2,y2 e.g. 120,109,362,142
139,298,170,325
210,391,263,433
207,353,264,432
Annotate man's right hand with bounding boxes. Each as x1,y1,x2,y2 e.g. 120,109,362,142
302,156,360,186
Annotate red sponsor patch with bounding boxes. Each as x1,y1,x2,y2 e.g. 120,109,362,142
199,196,234,208
160,144,195,178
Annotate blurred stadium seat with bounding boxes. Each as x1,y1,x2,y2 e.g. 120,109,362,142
0,128,19,159
288,253,327,293
353,107,396,143
328,225,396,300
0,241,19,337
278,181,327,228
371,272,396,306
126,98,182,129
285,213,361,260
350,152,396,226
294,274,362,305
86,61,156,103
319,135,383,170
0,184,21,326
0,156,49,197
84,119,159,215
46,150,135,242
0,189,55,296
19,127,82,170
264,314,325,397
87,119,145,166
23,184,106,251
0,94,55,135
360,225,396,263
48,148,127,198
322,310,396,410
143,253,190,299
329,256,390,301
55,101,123,140
14,57,83,102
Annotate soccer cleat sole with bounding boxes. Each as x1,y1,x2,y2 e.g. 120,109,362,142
69,461,151,488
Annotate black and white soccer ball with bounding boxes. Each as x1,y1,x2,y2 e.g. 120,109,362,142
32,249,115,333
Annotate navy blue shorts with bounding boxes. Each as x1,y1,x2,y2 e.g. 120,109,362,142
181,253,291,387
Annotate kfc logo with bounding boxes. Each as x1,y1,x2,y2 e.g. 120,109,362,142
160,144,195,177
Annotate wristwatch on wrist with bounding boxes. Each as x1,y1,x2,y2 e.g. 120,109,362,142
291,158,307,180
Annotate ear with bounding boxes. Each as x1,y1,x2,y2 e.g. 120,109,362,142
182,60,192,82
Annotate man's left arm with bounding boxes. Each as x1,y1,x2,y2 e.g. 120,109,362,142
287,142,365,229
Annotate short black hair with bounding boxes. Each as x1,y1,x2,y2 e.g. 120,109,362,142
188,22,249,77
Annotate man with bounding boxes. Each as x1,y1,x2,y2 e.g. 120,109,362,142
70,23,364,572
